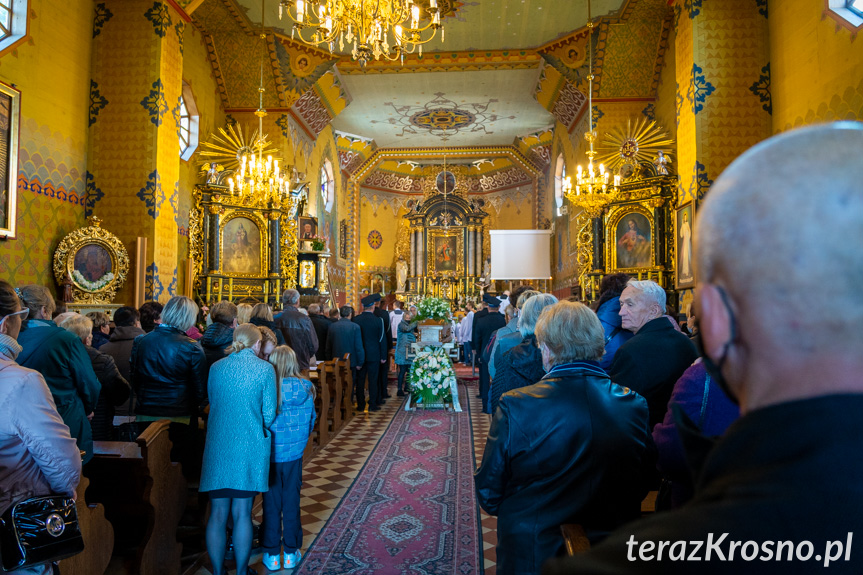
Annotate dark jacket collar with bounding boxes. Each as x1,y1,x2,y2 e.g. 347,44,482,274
202,322,233,347
634,316,675,335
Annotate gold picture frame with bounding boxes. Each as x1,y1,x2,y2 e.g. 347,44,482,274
219,210,268,278
605,205,658,273
53,217,130,304
426,230,464,275
0,81,21,238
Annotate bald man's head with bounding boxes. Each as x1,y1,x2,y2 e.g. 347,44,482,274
697,122,863,355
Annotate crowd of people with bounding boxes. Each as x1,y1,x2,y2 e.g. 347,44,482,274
2,124,862,573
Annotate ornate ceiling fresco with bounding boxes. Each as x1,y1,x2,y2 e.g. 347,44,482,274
331,69,553,147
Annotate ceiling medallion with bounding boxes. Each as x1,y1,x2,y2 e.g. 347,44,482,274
373,92,515,142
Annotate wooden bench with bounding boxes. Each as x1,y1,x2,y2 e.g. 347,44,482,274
58,475,114,575
340,353,354,426
311,365,331,449
560,490,659,557
86,420,187,575
323,359,343,436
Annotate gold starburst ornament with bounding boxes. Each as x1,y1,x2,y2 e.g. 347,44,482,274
597,118,675,177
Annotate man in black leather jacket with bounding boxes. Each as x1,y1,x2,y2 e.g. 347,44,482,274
275,289,318,371
475,301,652,575
130,296,207,421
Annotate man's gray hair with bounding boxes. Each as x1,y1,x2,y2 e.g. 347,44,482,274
518,293,559,336
281,288,300,305
626,279,666,311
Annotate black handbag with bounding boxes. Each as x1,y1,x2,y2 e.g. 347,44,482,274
0,496,84,572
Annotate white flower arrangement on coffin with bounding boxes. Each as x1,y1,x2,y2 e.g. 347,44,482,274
72,270,115,292
409,345,458,406
415,296,451,322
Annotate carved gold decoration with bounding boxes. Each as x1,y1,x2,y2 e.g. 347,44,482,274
189,189,204,293
53,216,129,304
597,118,675,177
199,124,279,174
419,164,471,199
281,207,299,289
574,210,594,296
394,217,411,262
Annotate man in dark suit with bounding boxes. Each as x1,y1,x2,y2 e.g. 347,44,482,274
374,298,393,401
352,294,387,412
473,293,506,414
275,288,318,371
609,280,698,427
325,305,364,370
307,303,330,359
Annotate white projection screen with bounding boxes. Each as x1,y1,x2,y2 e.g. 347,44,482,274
489,230,552,280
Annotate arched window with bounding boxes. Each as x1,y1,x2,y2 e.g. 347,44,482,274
321,158,334,212
554,154,566,217
827,0,863,27
178,82,200,161
0,0,27,51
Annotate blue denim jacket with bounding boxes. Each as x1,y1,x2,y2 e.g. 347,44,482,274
269,376,316,463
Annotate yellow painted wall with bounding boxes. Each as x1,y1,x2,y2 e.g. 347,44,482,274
771,0,863,132
655,23,678,164
0,0,92,289
177,23,225,295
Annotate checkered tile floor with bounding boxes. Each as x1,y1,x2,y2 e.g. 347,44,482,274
194,368,498,574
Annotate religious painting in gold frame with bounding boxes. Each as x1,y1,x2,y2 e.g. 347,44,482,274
675,201,695,289
53,217,129,304
0,82,20,239
219,212,267,277
299,260,316,289
426,230,463,275
605,205,656,273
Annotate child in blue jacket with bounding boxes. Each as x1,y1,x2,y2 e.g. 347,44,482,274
262,345,316,571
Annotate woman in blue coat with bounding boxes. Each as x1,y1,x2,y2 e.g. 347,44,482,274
394,305,418,396
593,273,634,370
201,323,277,575
16,285,101,463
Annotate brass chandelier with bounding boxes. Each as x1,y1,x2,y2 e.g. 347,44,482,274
563,0,620,218
279,0,444,65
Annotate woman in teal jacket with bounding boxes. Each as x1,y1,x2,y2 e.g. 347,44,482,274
16,285,101,463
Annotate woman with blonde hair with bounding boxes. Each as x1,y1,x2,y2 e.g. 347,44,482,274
236,303,253,325
249,303,286,345
201,323,277,575
257,325,279,361
261,345,315,571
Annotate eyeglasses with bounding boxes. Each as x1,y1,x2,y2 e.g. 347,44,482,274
0,308,28,328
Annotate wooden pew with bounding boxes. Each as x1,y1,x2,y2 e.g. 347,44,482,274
86,420,187,575
323,360,343,436
58,476,114,575
560,524,591,555
312,366,330,449
340,353,354,425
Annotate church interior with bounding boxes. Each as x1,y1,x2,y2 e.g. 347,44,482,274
0,0,862,573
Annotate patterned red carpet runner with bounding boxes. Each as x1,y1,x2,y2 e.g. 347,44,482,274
295,385,482,575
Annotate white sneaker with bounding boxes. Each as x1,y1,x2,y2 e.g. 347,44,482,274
262,552,281,571
283,550,302,569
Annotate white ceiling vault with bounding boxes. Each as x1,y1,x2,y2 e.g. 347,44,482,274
331,68,553,148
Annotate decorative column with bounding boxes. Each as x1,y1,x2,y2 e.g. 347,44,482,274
317,251,331,296
208,207,221,272
409,228,416,277
269,213,281,276
88,0,186,303
466,226,474,276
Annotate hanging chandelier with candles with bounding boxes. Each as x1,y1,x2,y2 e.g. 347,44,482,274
279,0,443,65
563,0,620,217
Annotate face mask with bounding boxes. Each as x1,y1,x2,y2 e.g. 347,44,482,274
693,287,739,406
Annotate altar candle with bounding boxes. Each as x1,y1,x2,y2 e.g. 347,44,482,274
228,278,233,300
